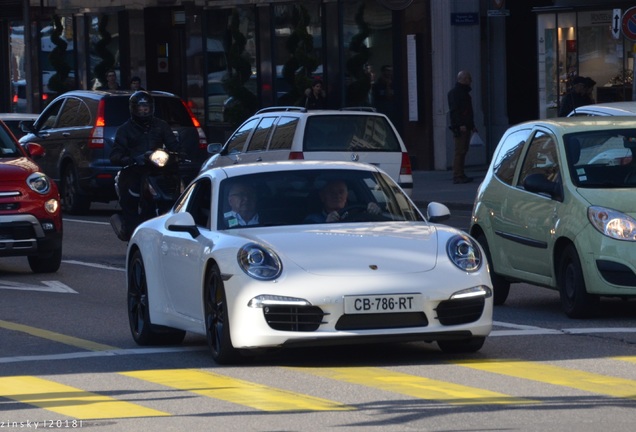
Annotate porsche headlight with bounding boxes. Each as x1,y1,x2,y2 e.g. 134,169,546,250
446,234,481,272
238,243,282,280
588,206,636,241
27,172,51,194
149,149,170,167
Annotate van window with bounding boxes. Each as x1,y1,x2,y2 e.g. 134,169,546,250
304,115,400,151
247,117,276,152
269,116,298,150
226,118,258,154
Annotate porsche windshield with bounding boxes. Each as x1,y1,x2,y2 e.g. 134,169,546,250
218,169,423,229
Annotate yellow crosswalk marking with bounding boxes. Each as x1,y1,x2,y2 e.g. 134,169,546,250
289,366,536,405
614,356,636,364
121,369,353,412
455,359,636,400
0,376,169,419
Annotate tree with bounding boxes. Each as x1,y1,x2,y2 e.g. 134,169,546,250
278,4,320,106
47,15,71,95
223,10,258,127
93,15,115,87
345,4,372,107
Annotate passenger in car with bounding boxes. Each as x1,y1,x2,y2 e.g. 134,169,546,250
304,179,380,223
224,182,260,227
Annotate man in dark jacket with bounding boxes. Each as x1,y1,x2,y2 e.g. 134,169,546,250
447,70,476,184
558,76,588,117
109,91,181,240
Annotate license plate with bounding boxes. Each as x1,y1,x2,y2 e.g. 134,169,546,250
343,294,423,314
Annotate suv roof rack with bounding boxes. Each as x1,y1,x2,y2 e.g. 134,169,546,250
339,107,377,112
256,106,308,114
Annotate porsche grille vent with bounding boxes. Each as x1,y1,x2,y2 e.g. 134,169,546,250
263,305,326,331
435,297,485,325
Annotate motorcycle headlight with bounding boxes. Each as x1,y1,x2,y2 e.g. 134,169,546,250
446,234,482,272
27,172,51,195
237,243,282,280
149,149,170,167
588,206,636,241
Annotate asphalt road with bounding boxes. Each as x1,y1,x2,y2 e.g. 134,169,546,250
1,206,636,432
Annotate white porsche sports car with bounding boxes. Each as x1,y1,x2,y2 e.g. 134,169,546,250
126,161,493,364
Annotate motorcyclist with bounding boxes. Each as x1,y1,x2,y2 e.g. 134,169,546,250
109,90,181,241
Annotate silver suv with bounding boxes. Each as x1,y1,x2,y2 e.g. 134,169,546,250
202,107,413,195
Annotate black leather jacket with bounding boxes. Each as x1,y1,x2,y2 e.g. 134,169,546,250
110,117,181,166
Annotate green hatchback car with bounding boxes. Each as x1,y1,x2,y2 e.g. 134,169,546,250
470,116,636,318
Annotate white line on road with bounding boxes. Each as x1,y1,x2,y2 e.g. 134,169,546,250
63,218,109,225
62,260,125,272
0,346,207,364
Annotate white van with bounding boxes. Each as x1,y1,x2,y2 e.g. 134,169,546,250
201,107,413,195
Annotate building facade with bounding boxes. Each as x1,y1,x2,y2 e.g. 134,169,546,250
2,0,519,171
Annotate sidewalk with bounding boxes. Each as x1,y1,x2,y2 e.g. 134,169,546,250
410,166,488,211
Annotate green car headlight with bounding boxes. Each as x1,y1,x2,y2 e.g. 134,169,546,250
588,206,636,241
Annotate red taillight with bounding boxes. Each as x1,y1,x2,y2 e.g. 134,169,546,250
181,99,207,149
42,93,48,101
89,99,106,149
400,152,412,175
12,94,18,103
289,152,304,160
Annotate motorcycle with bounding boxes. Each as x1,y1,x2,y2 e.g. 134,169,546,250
110,149,187,241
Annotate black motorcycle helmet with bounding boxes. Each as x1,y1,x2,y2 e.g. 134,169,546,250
129,90,154,126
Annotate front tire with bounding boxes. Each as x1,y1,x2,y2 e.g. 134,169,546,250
437,337,486,353
476,233,510,305
557,244,598,318
127,250,186,345
28,247,62,273
204,263,241,364
61,164,90,214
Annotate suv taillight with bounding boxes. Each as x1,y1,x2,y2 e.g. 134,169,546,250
400,152,412,175
181,100,208,150
89,99,106,149
289,152,304,160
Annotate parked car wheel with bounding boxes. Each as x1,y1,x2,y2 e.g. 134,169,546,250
437,336,486,353
28,247,62,273
557,244,599,319
476,233,510,305
61,164,90,214
128,250,186,345
204,263,241,364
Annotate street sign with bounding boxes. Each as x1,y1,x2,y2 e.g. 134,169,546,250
612,9,621,39
622,7,636,41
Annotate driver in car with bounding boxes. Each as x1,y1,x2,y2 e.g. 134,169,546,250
304,179,381,223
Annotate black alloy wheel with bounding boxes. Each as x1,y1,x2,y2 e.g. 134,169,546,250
204,263,240,364
127,250,185,345
61,164,90,214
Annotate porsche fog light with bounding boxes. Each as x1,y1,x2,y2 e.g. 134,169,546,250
447,234,481,272
588,206,636,241
149,149,170,167
248,295,310,308
238,243,282,280
27,172,51,194
450,286,492,300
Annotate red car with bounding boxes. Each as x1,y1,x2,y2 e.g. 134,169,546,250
0,120,62,273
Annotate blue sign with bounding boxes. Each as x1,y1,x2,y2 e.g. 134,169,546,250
451,13,479,25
